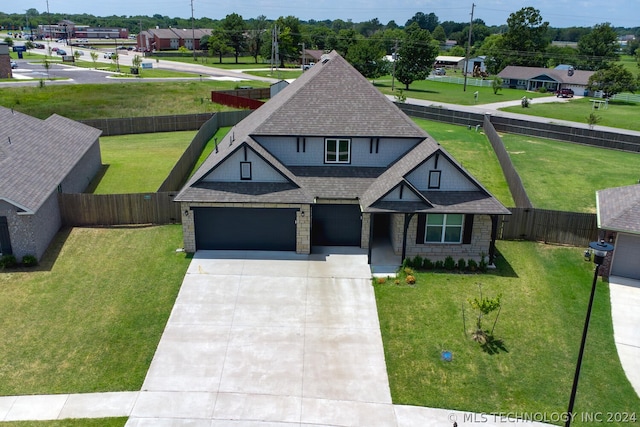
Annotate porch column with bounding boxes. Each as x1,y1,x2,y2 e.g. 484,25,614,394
401,213,415,262
489,215,499,265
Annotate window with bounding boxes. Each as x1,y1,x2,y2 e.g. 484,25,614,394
240,162,252,180
428,170,441,189
325,138,350,163
425,214,463,243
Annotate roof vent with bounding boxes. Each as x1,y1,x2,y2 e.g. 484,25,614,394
321,54,330,64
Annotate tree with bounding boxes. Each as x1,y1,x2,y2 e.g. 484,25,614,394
221,13,246,64
394,22,438,90
467,284,502,347
345,37,388,81
577,23,620,71
587,63,637,98
405,12,439,32
492,76,503,95
246,15,268,64
206,29,233,63
492,7,550,71
132,54,142,75
90,51,98,68
432,25,446,43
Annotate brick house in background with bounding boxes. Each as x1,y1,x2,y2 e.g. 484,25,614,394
0,43,12,79
138,28,212,52
176,51,509,265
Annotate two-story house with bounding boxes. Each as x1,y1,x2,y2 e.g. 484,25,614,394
175,51,509,264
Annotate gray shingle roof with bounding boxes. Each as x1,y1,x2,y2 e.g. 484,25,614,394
0,107,101,213
176,51,508,216
596,184,640,234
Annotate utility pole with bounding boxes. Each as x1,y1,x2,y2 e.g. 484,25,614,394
299,42,305,70
463,3,475,92
191,0,196,61
391,39,398,92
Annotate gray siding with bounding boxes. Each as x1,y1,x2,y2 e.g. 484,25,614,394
60,139,102,193
202,145,288,183
255,136,420,167
406,155,478,191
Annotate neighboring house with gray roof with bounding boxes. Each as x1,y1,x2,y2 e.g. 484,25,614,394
175,51,510,264
0,107,102,261
498,65,595,95
596,184,640,280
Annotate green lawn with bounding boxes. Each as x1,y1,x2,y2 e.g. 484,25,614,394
413,118,514,207
0,81,267,120
500,132,640,212
67,60,199,78
160,55,272,69
501,97,640,132
0,225,191,395
376,241,640,426
375,77,553,105
91,131,196,194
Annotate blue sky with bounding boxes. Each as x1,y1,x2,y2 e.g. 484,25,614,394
3,0,637,28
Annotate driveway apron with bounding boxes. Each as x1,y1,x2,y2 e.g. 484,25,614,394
126,249,396,426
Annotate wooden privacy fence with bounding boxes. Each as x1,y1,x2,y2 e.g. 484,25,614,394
211,92,265,110
499,208,598,247
483,115,533,208
80,113,215,137
58,192,182,226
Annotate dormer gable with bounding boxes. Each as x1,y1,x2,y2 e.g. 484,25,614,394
199,142,289,184
405,151,480,192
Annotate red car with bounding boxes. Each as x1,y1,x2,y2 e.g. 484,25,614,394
556,88,574,98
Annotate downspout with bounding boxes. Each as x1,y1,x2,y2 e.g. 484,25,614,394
489,215,499,265
401,213,415,262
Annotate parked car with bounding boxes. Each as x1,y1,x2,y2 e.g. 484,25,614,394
56,49,67,55
10,60,17,69
434,67,446,76
34,43,45,49
556,88,574,98
104,52,115,59
52,47,59,52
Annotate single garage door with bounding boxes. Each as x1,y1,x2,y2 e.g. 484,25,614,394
312,204,361,246
193,207,297,251
611,233,640,280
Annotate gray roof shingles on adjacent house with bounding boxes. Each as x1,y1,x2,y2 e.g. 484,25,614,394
597,184,640,234
0,107,101,213
497,65,594,86
177,51,509,216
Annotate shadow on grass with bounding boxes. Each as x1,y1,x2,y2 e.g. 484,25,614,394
0,227,72,274
488,248,518,278
481,334,508,355
84,164,110,193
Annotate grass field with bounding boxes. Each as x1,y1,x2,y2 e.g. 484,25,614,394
501,97,640,132
374,77,553,105
0,81,267,120
500,132,640,212
91,131,196,194
0,225,191,396
376,241,640,426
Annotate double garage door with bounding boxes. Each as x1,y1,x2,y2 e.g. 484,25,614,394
193,205,362,251
194,207,297,251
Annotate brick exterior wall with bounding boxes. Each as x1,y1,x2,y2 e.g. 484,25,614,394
390,213,493,262
361,213,371,249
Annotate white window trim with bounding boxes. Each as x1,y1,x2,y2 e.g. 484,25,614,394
240,161,252,180
325,138,351,164
425,213,464,244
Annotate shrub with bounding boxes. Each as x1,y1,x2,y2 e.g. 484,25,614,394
457,258,466,271
405,275,416,285
403,267,414,275
376,277,387,284
444,256,456,270
479,253,488,272
21,254,38,268
434,260,444,270
394,279,400,285
412,255,424,270
467,259,478,271
423,258,434,270
0,254,18,269
538,86,547,93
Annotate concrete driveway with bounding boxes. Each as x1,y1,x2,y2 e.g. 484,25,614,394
126,248,396,426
